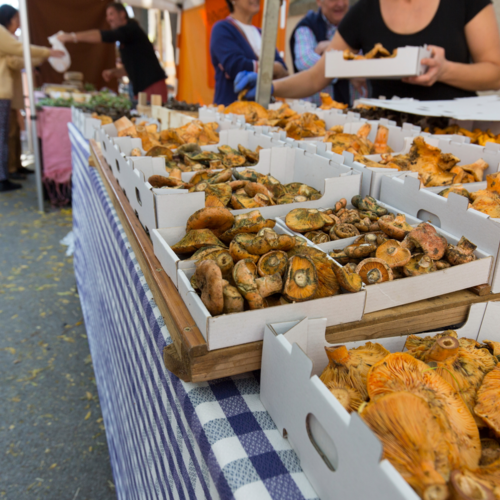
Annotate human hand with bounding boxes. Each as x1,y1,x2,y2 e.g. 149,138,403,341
315,40,330,56
402,45,448,87
350,77,368,98
102,69,114,82
49,49,65,58
234,71,259,100
57,32,73,44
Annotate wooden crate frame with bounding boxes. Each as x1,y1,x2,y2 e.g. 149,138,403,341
89,139,499,382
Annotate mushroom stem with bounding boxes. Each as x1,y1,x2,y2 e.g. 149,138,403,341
325,345,349,365
422,484,450,500
448,470,494,500
427,336,460,362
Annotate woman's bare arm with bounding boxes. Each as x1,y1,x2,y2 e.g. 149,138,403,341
58,30,102,44
273,31,355,98
405,5,500,91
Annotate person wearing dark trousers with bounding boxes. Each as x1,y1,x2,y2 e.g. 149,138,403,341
0,5,62,193
290,0,350,105
58,3,168,103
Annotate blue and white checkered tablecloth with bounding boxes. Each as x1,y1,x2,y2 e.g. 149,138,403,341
69,123,318,500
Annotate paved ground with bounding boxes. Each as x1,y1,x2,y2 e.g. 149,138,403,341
0,175,116,500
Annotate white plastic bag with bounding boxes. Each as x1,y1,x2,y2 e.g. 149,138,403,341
47,31,71,73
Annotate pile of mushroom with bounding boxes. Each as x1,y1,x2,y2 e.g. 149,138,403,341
319,332,500,500
170,208,363,316
148,165,322,209
284,196,388,244
326,208,478,286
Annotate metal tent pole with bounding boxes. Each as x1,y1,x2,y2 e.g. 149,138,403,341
255,0,280,108
19,0,44,213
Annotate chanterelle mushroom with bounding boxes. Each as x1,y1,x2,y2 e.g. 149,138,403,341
404,223,448,261
195,260,224,316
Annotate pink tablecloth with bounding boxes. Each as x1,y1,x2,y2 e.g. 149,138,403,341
38,106,72,184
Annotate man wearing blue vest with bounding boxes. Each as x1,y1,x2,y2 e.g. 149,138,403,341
290,0,350,106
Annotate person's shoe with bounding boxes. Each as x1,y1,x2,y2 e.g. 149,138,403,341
17,166,34,175
9,172,26,180
0,179,22,192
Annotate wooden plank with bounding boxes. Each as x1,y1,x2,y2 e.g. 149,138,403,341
89,139,500,383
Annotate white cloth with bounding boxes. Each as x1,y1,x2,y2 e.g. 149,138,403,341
47,31,71,73
232,19,262,57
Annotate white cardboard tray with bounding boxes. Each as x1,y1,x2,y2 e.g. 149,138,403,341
260,301,500,500
379,175,500,294
358,94,500,125
325,46,431,79
71,106,101,140
176,264,366,351
125,143,361,233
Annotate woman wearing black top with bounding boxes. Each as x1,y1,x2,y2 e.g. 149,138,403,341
236,0,500,101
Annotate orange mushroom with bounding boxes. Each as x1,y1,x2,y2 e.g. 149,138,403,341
186,207,235,238
376,239,412,268
283,255,318,302
355,258,393,285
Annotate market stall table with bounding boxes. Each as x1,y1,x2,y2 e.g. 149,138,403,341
68,122,318,500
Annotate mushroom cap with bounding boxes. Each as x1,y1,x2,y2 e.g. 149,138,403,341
446,244,477,266
283,255,318,302
355,258,393,285
334,223,360,239
285,208,326,233
288,246,340,298
376,240,412,268
194,249,234,277
360,391,450,497
257,251,288,277
474,364,500,438
195,260,224,316
232,259,263,309
171,229,227,255
333,265,363,293
229,235,260,263
407,223,448,260
304,230,330,244
403,253,437,277
344,242,377,259
325,382,363,413
186,207,235,238
367,352,481,470
220,214,275,243
378,214,413,240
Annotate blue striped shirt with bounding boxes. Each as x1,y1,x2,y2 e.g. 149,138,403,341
293,13,337,105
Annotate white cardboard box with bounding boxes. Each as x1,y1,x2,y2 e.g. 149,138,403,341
277,190,496,313
71,106,102,140
176,265,366,351
325,46,431,79
260,301,500,500
151,105,194,129
358,94,500,126
126,143,361,233
151,222,297,288
379,175,500,294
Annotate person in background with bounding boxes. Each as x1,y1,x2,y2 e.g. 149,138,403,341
58,3,168,103
0,5,63,193
0,5,45,182
290,0,350,106
235,0,500,102
210,0,289,106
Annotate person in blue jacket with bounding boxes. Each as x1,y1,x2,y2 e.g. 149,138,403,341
210,0,288,106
